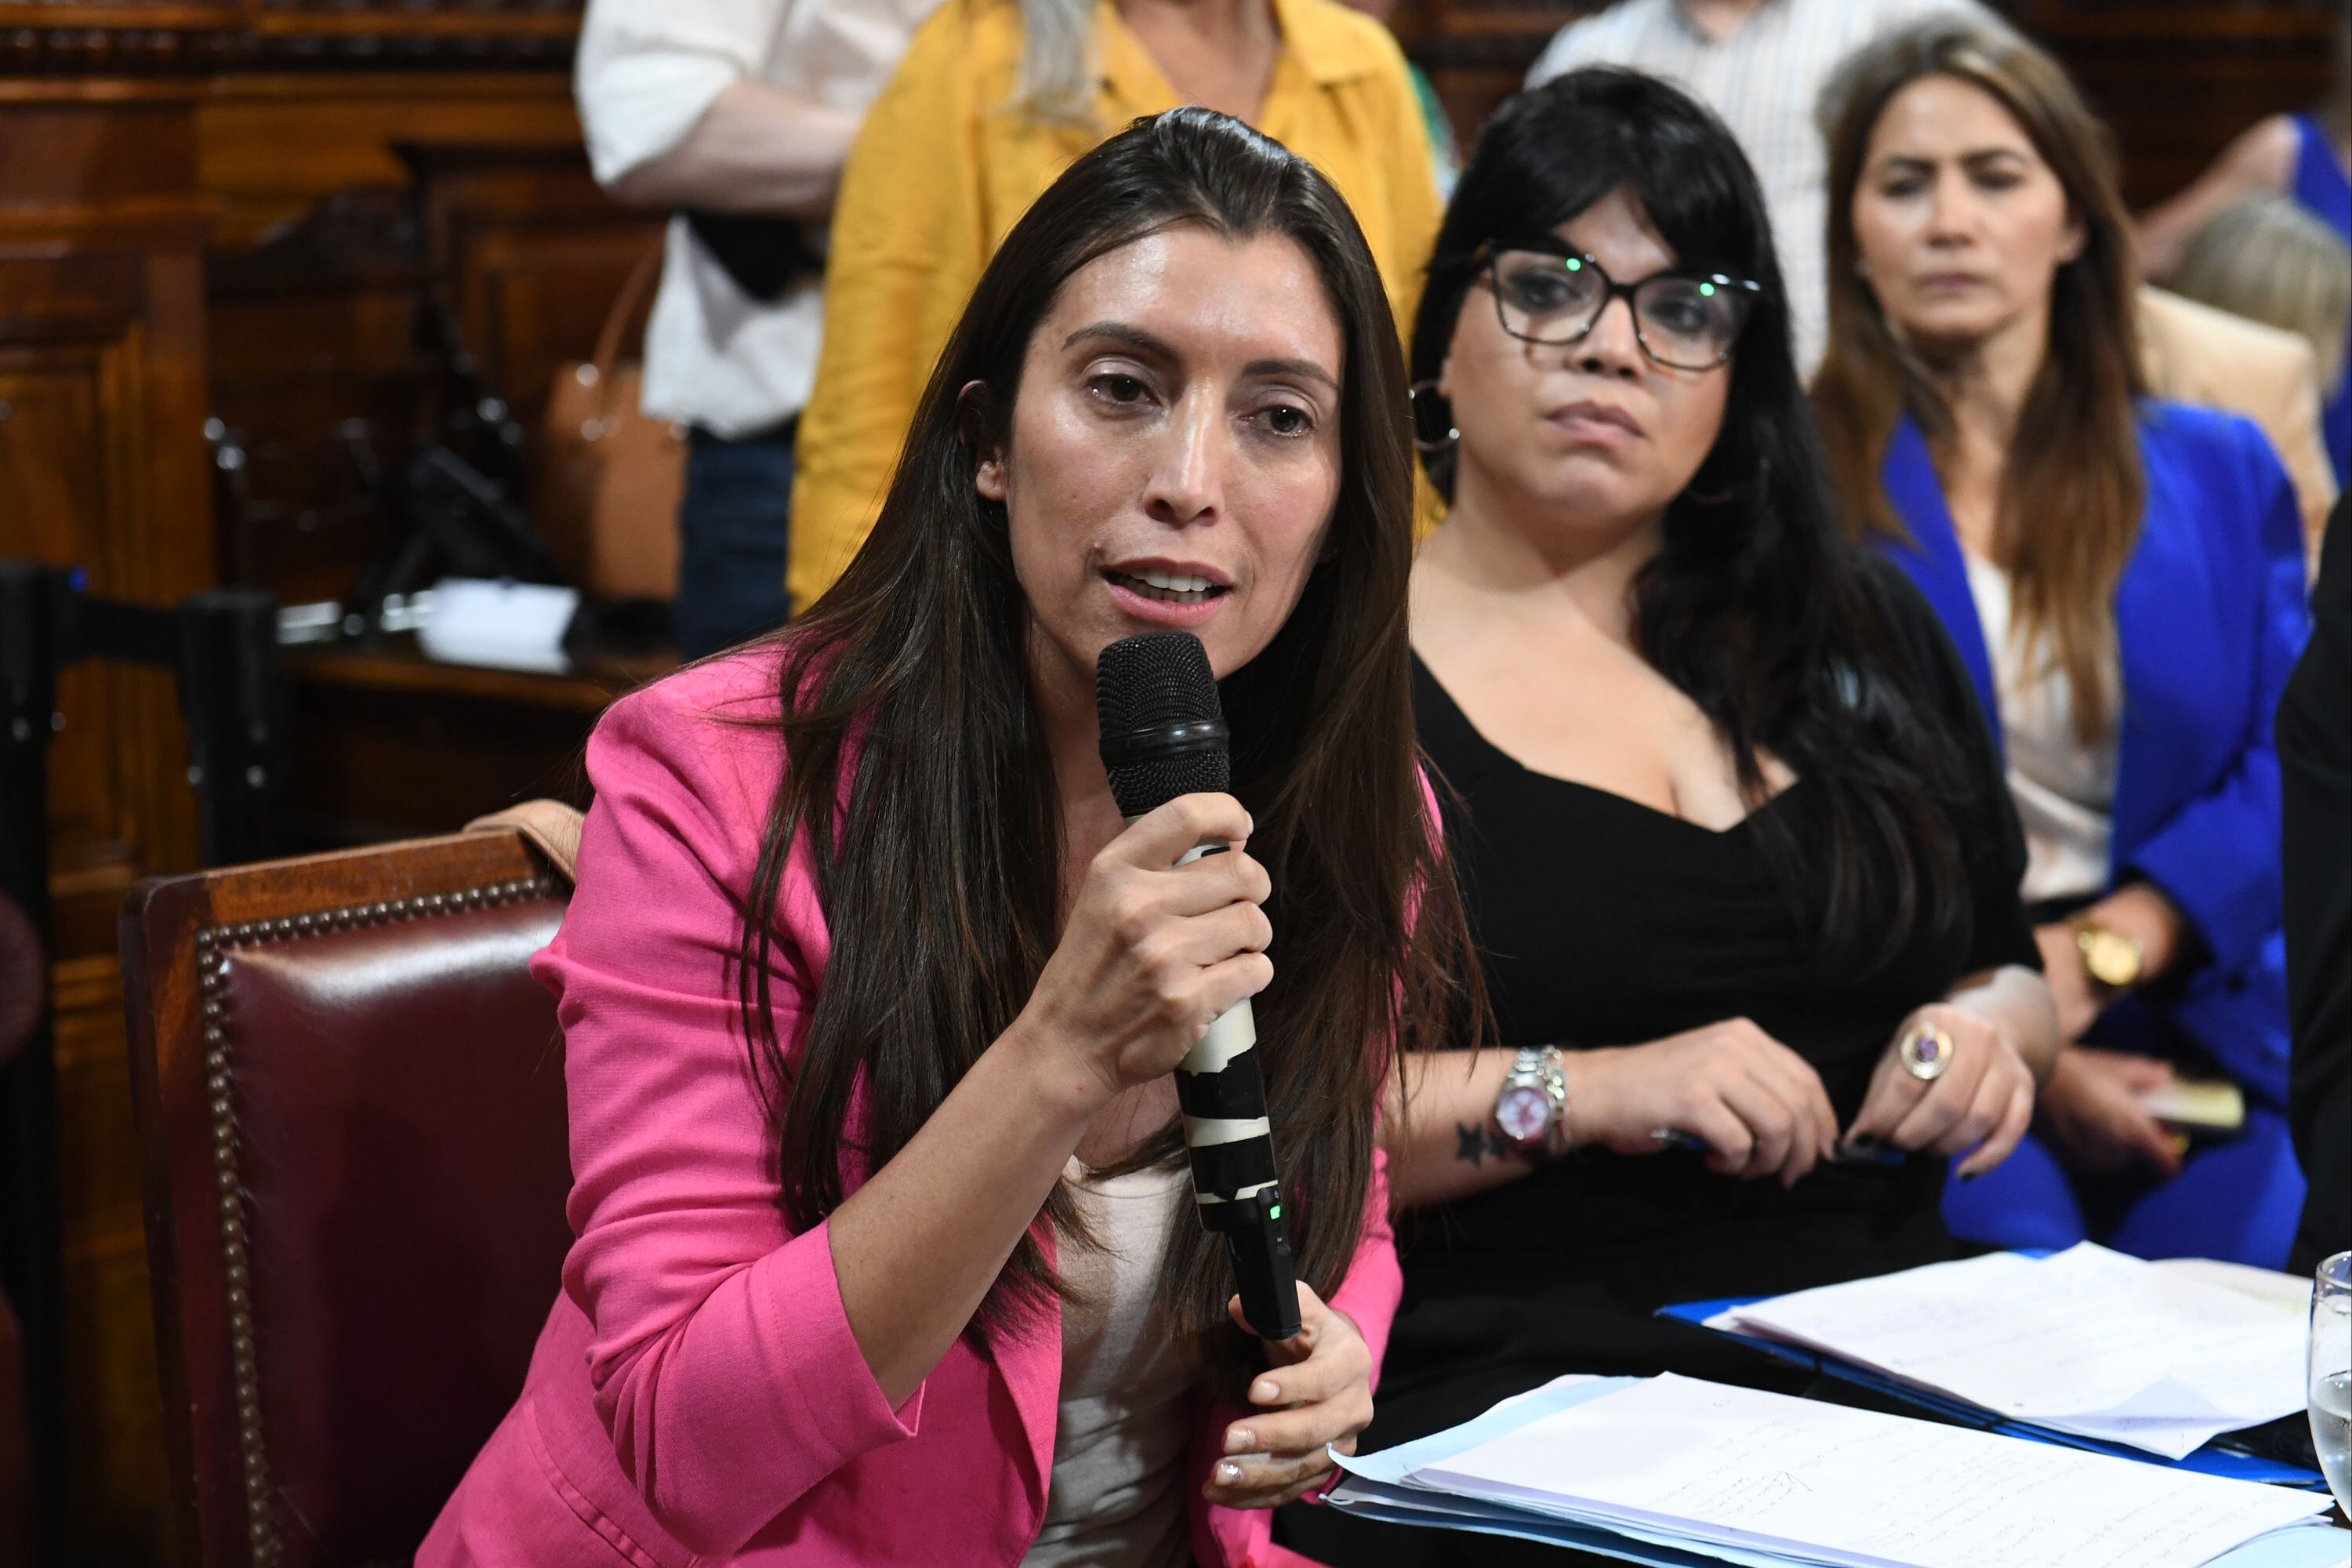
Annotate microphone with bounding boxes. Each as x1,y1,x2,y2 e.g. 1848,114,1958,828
1095,630,1302,1341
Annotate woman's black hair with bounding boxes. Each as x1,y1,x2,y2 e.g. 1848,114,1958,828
1414,68,1977,967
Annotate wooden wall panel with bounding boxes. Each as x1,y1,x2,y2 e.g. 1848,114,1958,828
196,73,583,248
6,25,640,1553
203,139,660,612
2018,2,2343,211
409,147,662,416
0,85,216,1562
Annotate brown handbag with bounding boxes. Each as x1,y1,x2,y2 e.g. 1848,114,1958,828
537,247,686,601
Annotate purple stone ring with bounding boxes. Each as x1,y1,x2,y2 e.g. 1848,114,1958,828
1899,1021,1954,1082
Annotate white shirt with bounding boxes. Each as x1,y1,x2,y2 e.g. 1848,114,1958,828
1964,554,2118,905
1023,1158,1196,1568
1526,0,2002,373
574,0,942,436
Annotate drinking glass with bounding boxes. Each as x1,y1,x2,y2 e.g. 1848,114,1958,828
2314,1250,2352,1512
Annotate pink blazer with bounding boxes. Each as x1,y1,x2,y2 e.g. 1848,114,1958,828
422,647,1404,1568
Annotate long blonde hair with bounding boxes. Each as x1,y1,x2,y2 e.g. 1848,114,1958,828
1813,20,2146,742
2170,195,2352,394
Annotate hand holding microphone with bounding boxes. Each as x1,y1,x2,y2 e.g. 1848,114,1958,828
1018,793,1273,1102
1092,630,1305,1342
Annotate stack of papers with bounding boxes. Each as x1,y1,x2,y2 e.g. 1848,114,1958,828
1711,1243,2307,1459
1328,1374,2344,1568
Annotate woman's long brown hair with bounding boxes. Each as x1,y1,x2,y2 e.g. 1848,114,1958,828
734,109,1479,1395
1813,20,2146,740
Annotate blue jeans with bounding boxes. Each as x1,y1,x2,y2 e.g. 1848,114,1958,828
676,423,795,659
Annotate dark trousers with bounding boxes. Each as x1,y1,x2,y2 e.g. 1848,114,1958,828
676,421,796,659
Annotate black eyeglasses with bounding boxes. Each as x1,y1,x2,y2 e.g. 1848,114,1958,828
1474,241,1762,371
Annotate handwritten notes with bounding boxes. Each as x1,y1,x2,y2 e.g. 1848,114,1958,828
1419,1374,2332,1568
1719,1244,2305,1458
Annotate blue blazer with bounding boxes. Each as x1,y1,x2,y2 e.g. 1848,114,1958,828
1872,402,2311,1107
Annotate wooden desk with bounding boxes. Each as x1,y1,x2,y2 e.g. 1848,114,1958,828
282,639,673,849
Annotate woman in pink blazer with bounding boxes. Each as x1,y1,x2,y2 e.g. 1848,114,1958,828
423,108,1477,1568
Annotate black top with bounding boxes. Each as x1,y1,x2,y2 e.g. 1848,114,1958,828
2283,494,2351,1276
1379,559,2039,1444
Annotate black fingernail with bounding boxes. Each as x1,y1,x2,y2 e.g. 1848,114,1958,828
1958,1171,1979,1183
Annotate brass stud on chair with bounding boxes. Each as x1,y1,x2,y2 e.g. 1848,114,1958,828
189,869,535,1564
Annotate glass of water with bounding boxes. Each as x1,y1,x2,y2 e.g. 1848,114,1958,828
2315,1250,2352,1512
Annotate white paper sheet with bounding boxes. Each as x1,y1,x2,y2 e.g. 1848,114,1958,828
2152,1256,2315,1316
1722,1243,2304,1457
1419,1374,2332,1568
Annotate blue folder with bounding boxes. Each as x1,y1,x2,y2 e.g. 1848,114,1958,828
1656,1291,2327,1490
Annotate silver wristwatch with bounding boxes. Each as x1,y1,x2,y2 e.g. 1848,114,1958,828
1494,1045,1571,1158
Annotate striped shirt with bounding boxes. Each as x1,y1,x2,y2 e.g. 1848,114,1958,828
1526,0,2003,373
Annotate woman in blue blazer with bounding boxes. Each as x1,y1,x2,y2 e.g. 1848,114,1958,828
1813,22,2312,1266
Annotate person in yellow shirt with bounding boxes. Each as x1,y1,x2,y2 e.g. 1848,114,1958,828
789,0,1443,613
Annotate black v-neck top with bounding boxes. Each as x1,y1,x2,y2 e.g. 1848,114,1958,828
1377,558,2039,1445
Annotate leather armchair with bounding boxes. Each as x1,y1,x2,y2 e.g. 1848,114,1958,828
121,825,575,1566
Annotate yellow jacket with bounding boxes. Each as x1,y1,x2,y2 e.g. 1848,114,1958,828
788,0,1443,612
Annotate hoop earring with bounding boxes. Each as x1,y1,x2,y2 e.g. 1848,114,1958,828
1409,379,1458,453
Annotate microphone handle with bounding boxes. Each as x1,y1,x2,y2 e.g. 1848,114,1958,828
1169,839,1301,1341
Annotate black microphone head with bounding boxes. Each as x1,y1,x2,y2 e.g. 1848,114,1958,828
1095,631,1230,817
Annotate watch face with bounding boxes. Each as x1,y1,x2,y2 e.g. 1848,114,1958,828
1497,1085,1549,1142
2082,927,2142,988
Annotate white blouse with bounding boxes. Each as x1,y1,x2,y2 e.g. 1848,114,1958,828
1022,1159,1197,1568
1964,554,2120,905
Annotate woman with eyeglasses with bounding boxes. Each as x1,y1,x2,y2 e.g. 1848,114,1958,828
1279,70,2058,1568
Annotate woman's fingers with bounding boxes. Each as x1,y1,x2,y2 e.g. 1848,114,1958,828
1750,1047,1837,1178
1711,1071,1791,1180
1193,950,1276,1025
1844,1054,1923,1146
1886,1067,1974,1153
1957,1076,2034,1179
1843,1091,1902,1148
2123,1103,2188,1178
1115,793,1254,869
2089,1048,2174,1094
1796,1058,1839,1162
1210,1287,1368,1508
1221,1399,1367,1461
1909,1062,2003,1160
1236,1287,1366,1409
1113,844,1269,921
1716,1065,1824,1182
1926,1065,2009,1157
1682,1095,1757,1175
1204,1447,1340,1508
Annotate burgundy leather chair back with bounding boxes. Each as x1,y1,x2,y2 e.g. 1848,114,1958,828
122,830,574,1566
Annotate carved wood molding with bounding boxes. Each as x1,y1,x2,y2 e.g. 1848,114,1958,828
0,0,579,74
